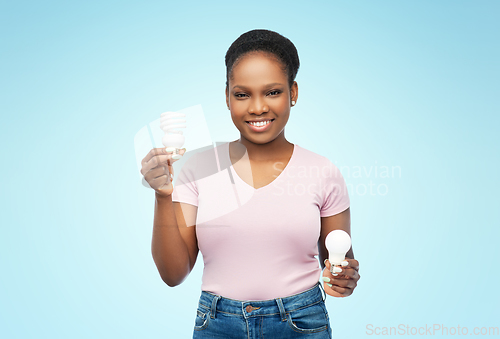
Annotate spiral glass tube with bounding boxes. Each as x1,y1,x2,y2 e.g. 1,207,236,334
160,111,186,160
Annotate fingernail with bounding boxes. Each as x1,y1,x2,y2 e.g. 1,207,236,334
324,259,328,265
321,277,331,283
326,283,333,287
332,273,338,276
333,267,342,273
341,260,348,267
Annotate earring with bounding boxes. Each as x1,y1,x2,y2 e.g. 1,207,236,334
291,100,296,106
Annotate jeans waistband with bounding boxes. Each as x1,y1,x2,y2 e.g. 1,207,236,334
198,282,326,320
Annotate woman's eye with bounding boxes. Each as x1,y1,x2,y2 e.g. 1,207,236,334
268,90,281,96
235,93,247,98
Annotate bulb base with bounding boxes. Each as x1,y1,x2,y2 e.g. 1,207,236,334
165,147,183,160
328,253,346,266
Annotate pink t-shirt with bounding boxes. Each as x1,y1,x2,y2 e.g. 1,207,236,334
171,142,350,300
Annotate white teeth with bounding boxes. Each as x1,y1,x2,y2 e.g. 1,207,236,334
249,120,271,127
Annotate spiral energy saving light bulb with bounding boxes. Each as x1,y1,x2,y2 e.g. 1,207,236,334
325,230,351,266
160,111,186,160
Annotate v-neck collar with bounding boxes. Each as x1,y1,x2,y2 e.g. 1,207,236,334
226,142,298,192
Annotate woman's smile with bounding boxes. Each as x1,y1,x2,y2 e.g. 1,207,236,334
245,118,275,132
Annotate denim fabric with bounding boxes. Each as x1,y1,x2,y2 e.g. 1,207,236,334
193,282,331,338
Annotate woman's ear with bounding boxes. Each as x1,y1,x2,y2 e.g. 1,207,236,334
225,86,230,109
291,81,298,105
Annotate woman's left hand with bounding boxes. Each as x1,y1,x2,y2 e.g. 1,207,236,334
322,258,360,298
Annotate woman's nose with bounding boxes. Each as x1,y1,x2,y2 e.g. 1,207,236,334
249,97,269,113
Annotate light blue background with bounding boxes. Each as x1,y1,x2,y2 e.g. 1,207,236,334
1,1,498,338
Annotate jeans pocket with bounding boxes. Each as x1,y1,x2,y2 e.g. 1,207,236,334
286,301,329,334
194,303,210,331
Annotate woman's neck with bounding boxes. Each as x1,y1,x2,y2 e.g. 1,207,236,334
231,134,293,162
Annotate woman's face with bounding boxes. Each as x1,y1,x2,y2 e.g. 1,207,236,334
225,51,298,145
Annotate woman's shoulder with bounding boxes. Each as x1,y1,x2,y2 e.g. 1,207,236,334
294,144,333,167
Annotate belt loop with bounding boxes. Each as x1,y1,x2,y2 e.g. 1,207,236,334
276,298,287,322
318,281,327,301
211,295,221,319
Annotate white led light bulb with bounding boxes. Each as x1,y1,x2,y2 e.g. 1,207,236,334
325,230,351,266
160,111,186,159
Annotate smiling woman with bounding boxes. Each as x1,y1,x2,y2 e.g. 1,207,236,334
226,51,293,141
144,29,359,339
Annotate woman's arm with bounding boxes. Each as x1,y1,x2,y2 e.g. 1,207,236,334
151,193,199,287
318,207,360,297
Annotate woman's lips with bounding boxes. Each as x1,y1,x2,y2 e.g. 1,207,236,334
245,119,274,132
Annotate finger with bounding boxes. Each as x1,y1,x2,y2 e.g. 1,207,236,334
329,284,352,297
330,277,357,289
323,259,333,276
144,165,172,189
148,172,171,191
331,266,343,274
168,148,187,165
324,286,344,298
145,161,174,189
323,259,338,273
322,267,335,281
323,280,348,298
330,266,351,278
324,259,341,277
322,266,351,290
141,147,170,166
340,268,360,281
141,150,171,175
143,153,176,175
344,258,359,271
330,260,358,279
327,277,348,288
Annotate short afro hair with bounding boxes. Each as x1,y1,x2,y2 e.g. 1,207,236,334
225,29,300,90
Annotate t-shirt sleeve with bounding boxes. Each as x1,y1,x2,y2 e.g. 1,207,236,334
171,155,199,207
320,160,350,217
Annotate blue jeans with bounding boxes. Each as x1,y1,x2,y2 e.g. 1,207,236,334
193,282,332,338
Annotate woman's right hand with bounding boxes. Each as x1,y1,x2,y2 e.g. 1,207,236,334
140,148,186,197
